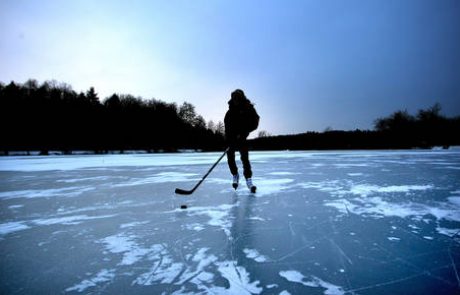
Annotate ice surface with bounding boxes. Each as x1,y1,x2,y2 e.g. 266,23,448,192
1,149,460,294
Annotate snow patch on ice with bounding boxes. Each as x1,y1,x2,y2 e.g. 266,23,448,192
8,204,24,209
325,196,460,223
243,248,268,262
134,247,218,291
436,227,460,237
210,261,263,294
133,247,184,285
184,223,205,231
254,178,295,196
299,181,433,198
300,179,460,237
279,291,292,295
100,234,153,266
279,270,344,295
0,221,30,235
348,184,433,197
298,180,348,194
65,269,115,292
177,248,217,285
279,270,304,284
181,204,236,236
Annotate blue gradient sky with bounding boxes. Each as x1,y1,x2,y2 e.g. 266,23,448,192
1,0,459,134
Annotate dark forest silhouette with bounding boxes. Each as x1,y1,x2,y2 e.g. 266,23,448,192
251,103,460,150
0,79,225,154
1,79,459,155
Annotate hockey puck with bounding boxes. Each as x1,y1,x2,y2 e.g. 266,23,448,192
180,204,188,209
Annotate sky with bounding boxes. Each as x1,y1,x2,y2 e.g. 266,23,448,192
1,0,459,135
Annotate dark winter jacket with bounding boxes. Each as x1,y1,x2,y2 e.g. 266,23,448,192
224,99,259,142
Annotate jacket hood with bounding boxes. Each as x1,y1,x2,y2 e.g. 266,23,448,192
228,89,251,109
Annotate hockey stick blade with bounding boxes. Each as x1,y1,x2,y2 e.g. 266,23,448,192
173,148,229,196
175,188,193,195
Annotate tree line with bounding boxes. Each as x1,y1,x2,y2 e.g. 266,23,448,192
1,79,459,154
251,104,460,150
0,79,225,154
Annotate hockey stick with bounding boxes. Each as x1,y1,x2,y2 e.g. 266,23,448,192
175,147,229,195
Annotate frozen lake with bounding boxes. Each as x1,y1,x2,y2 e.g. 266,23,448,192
0,149,459,294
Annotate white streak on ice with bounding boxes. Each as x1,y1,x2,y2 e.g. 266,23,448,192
387,237,401,241
268,172,298,176
279,270,345,295
347,173,363,176
0,187,94,199
249,216,265,222
0,222,30,235
57,176,110,183
120,221,150,229
334,163,369,168
33,214,115,226
113,172,198,187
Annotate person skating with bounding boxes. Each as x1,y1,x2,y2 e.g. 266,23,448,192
224,89,259,193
